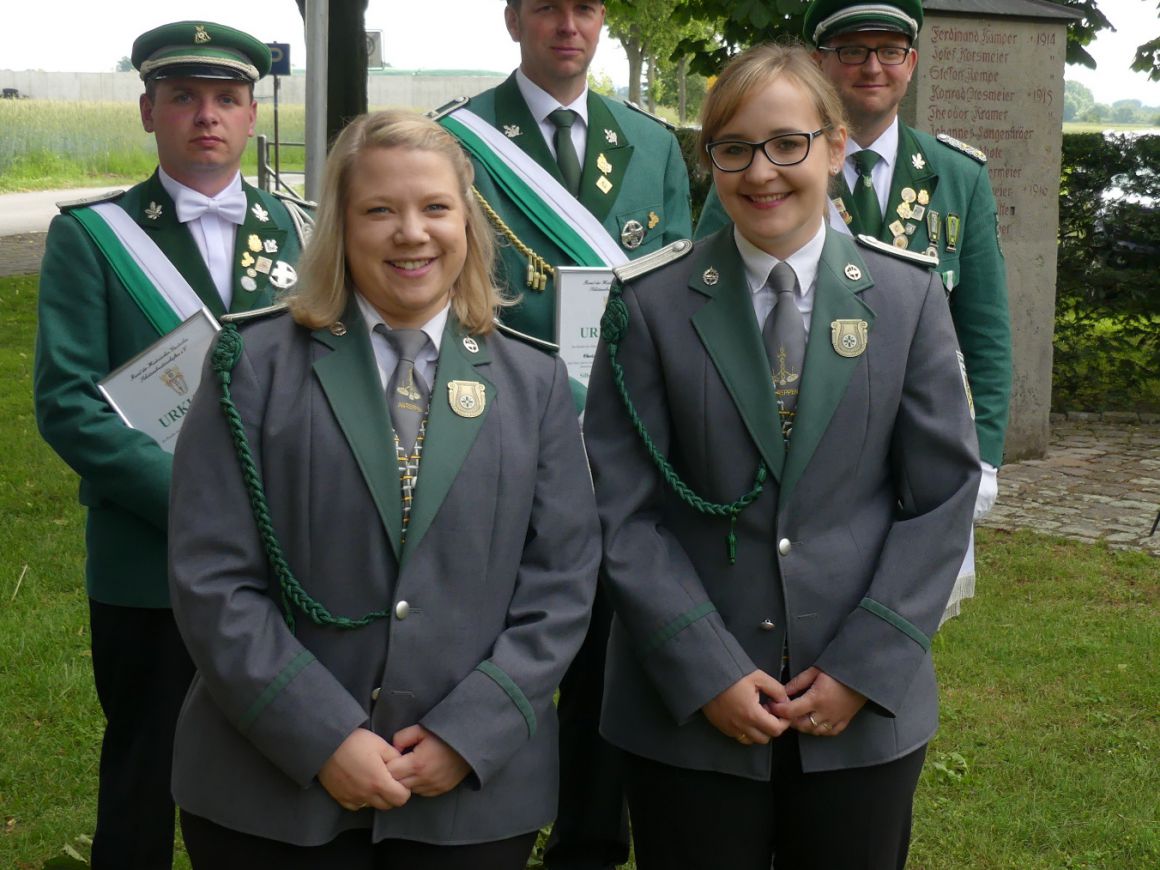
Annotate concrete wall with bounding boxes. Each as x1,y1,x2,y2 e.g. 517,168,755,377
903,3,1074,461
0,69,505,110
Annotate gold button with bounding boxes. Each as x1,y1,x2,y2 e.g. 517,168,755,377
778,538,791,556
394,600,410,620
370,687,381,702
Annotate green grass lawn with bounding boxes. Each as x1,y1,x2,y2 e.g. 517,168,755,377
1,273,1156,869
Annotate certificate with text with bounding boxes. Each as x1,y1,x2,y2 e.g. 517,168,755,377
555,266,615,388
98,308,220,453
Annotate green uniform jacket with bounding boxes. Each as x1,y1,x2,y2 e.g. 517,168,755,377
696,125,1011,466
33,171,306,608
452,74,693,343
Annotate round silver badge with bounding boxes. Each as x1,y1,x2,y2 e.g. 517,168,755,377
240,275,258,292
463,336,479,353
844,264,862,281
620,219,645,250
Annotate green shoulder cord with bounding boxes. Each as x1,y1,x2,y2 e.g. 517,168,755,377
600,287,767,565
211,324,391,632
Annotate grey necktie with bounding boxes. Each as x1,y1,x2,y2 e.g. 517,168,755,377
548,108,583,196
382,328,430,454
761,262,805,444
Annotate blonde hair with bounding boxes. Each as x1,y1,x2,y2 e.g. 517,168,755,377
698,42,848,171
288,109,504,334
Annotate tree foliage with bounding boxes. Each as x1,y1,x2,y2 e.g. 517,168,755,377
666,0,1156,80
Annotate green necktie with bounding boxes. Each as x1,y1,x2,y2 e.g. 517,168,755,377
548,108,582,197
852,150,883,237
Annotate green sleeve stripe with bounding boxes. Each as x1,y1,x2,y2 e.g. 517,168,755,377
238,650,316,732
859,598,930,651
643,601,717,655
476,661,537,738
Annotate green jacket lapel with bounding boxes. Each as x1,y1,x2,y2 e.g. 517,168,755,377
401,319,494,566
883,126,939,252
494,74,561,183
229,186,288,313
134,171,224,317
579,95,632,222
688,230,785,482
312,301,403,560
831,173,865,236
779,231,876,507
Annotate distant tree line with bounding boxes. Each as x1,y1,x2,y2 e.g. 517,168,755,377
1064,80,1160,125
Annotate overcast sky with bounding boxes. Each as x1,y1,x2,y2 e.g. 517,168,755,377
3,0,1158,106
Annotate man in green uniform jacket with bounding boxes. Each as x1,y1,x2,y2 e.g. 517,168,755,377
438,0,692,350
696,0,1012,619
32,21,309,870
437,3,691,869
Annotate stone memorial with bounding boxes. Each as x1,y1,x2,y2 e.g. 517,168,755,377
903,0,1081,460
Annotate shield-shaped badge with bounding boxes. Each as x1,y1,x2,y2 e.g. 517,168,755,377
830,319,869,358
448,380,486,418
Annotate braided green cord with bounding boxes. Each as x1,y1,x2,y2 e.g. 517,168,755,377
211,325,392,632
601,290,767,565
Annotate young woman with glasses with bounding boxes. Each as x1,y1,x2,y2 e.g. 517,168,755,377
582,43,980,869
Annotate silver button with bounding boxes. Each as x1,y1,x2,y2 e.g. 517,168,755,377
370,687,381,701
394,600,410,620
778,538,792,556
759,619,775,632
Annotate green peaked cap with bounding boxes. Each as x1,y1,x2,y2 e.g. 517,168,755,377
132,20,271,83
802,0,924,45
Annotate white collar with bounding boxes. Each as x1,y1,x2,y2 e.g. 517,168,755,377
735,220,827,298
846,116,900,170
355,292,449,352
515,68,589,126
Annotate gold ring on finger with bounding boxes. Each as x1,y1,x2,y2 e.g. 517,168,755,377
808,712,819,727
737,733,751,745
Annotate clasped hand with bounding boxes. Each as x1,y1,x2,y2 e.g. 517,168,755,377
318,725,471,811
702,667,867,743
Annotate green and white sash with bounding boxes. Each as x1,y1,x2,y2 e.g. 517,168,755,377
441,108,629,268
71,202,212,337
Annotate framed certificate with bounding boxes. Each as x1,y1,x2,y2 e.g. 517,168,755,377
98,308,220,454
554,266,615,388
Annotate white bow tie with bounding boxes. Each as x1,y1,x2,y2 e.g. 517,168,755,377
175,189,247,225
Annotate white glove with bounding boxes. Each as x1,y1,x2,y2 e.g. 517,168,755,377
974,461,998,520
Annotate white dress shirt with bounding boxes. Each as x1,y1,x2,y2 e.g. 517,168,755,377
735,220,827,335
516,68,590,167
356,293,448,392
158,167,245,309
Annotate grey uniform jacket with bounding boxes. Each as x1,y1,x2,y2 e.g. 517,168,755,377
168,304,600,846
583,227,979,778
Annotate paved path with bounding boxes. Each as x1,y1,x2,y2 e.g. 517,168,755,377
982,415,1160,556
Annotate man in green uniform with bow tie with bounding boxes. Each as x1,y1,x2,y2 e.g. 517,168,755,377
33,20,309,869
697,0,1012,622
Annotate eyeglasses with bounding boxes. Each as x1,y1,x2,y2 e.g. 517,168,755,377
817,45,912,65
706,129,828,173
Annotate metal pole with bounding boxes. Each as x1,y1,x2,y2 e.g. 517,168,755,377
273,74,281,191
305,0,329,203
257,134,268,191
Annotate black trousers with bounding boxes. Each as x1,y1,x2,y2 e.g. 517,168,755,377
88,600,196,870
623,735,926,870
544,580,630,870
180,811,538,870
